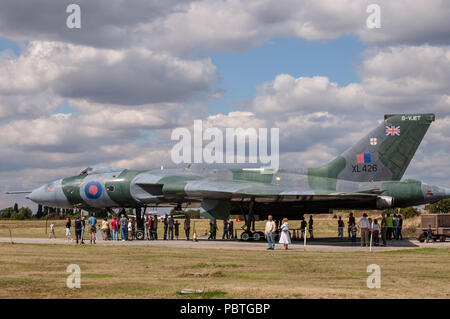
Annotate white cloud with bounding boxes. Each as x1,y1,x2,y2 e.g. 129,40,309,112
0,91,62,120
361,45,450,113
0,41,219,106
139,0,450,53
1,0,450,55
252,75,364,115
251,45,450,118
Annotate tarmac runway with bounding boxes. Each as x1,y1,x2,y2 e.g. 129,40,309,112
0,236,448,252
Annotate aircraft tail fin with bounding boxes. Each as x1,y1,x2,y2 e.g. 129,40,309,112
308,114,435,188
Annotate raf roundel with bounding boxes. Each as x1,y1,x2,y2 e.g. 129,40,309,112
84,181,103,199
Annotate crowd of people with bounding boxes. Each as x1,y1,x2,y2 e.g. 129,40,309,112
57,212,196,244
52,211,414,249
205,219,235,240
345,212,404,247
262,212,410,250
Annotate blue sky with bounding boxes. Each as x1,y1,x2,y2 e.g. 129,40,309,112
0,37,21,56
208,35,366,114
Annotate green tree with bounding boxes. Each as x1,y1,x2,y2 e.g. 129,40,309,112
383,207,421,219
13,203,18,213
425,199,450,214
399,207,421,219
0,207,14,219
12,207,33,220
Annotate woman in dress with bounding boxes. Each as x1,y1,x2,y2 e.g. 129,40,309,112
279,218,291,250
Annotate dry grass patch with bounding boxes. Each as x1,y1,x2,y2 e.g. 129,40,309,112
0,242,448,298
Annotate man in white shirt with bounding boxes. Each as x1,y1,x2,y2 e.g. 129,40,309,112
265,215,277,250
358,213,371,247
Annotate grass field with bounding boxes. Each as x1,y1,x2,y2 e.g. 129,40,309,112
0,213,421,240
0,242,448,299
1,215,442,299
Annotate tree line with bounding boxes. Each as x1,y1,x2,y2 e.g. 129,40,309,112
0,203,81,220
0,203,202,220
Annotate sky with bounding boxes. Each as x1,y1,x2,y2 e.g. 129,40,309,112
0,0,450,209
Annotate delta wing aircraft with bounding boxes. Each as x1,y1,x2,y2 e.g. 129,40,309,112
7,113,450,239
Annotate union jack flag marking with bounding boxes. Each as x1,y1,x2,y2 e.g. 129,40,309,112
385,125,400,136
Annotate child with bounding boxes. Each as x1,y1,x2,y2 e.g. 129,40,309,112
426,225,433,243
351,222,357,245
49,223,56,239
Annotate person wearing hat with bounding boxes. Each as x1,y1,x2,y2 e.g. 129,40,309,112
278,218,291,250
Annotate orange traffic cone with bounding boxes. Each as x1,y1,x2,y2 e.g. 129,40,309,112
193,230,198,242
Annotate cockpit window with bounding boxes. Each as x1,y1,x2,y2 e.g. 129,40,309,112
80,166,122,175
80,167,92,175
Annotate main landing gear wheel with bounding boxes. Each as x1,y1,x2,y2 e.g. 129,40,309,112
135,230,145,240
252,231,265,241
241,231,252,241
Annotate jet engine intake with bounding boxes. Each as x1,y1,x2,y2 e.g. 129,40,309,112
376,196,394,209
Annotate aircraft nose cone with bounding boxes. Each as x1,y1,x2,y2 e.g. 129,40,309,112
26,187,44,203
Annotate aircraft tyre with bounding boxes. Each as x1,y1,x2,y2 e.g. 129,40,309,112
241,231,252,241
135,230,145,240
252,231,265,241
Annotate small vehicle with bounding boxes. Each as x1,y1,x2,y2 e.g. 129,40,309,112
416,214,450,242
